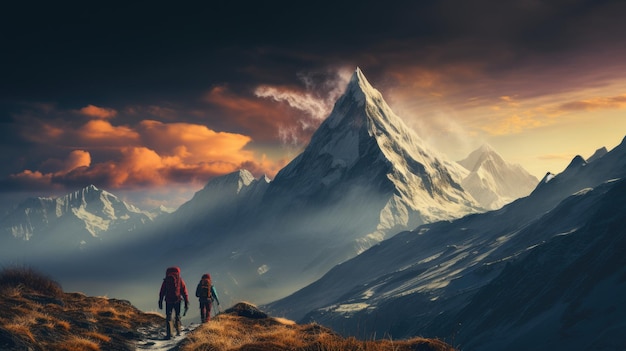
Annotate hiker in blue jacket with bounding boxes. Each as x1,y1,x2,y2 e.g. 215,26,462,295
195,273,220,323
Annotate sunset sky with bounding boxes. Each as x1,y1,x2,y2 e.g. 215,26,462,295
2,0,626,210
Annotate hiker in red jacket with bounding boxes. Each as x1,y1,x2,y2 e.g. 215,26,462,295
158,266,189,339
195,273,220,323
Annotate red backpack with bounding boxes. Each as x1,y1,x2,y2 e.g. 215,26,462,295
198,273,212,300
164,266,182,302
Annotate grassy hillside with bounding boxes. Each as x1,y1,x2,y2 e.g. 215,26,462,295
181,302,455,351
0,267,163,351
0,268,455,351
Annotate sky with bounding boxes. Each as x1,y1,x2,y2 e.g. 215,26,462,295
2,0,626,211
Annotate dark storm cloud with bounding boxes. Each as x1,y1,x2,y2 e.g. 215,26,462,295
2,0,626,201
3,0,625,105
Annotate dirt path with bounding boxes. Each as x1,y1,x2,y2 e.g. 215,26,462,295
136,322,199,351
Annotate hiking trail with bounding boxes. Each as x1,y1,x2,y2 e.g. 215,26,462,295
136,322,199,351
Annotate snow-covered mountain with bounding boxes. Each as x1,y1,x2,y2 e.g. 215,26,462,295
145,67,487,303
0,185,158,252
171,169,269,235
266,137,626,350
458,144,538,210
262,67,481,245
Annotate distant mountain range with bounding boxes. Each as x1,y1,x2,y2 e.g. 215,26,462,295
266,135,626,351
458,144,537,210
0,185,171,252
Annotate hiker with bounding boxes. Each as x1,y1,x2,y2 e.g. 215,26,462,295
158,266,189,339
195,273,220,323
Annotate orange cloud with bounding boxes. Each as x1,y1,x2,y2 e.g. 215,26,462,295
9,151,91,191
9,169,51,184
79,120,140,143
205,85,312,145
223,68,352,146
11,114,287,192
63,150,91,172
137,120,254,164
78,104,118,119
480,114,549,135
557,94,626,111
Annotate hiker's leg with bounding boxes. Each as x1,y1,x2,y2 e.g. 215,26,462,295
174,301,182,335
199,300,207,323
206,301,212,322
165,302,174,339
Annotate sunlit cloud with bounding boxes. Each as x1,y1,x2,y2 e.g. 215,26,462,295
557,94,626,112
9,170,53,188
204,85,295,142
63,150,91,172
78,104,118,119
8,109,288,198
137,120,253,165
9,150,92,191
252,67,353,146
254,86,328,121
478,91,626,136
78,120,140,145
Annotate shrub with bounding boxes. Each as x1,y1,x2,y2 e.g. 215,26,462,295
0,266,63,297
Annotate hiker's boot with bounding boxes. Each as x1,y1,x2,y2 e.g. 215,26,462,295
165,319,173,340
175,317,182,336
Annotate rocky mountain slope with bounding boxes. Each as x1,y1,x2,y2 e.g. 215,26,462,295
266,137,626,350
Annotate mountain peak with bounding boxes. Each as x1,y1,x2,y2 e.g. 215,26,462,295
350,66,368,87
458,144,538,209
587,146,608,163
564,155,587,172
479,143,495,153
342,67,383,107
458,144,503,172
272,65,480,237
204,169,255,189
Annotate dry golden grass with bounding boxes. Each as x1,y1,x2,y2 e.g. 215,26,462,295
0,267,163,351
3,323,35,343
52,335,100,351
0,266,64,297
181,303,454,351
84,331,112,343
